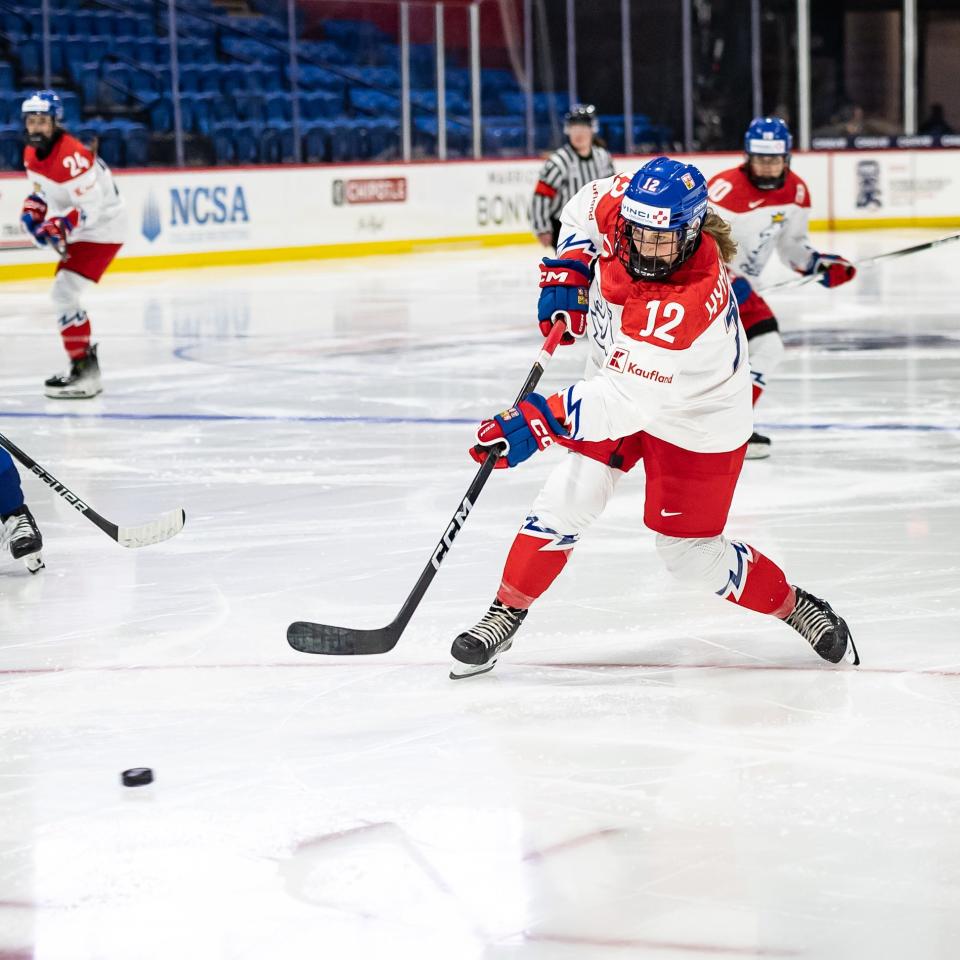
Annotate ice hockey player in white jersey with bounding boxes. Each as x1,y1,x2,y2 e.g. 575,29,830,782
531,103,615,250
20,90,128,399
450,157,858,678
707,117,856,458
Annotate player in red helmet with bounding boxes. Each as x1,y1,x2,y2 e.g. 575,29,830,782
20,89,128,399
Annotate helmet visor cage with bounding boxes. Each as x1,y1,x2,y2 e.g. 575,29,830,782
614,219,699,280
745,153,789,191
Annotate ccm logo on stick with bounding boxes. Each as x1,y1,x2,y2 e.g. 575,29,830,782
431,496,473,570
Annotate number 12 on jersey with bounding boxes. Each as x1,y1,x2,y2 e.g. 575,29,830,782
638,300,684,343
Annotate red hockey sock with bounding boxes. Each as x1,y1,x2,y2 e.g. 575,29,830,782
496,532,572,609
718,542,795,617
59,310,91,360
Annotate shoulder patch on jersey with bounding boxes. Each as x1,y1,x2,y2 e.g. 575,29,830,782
785,169,812,208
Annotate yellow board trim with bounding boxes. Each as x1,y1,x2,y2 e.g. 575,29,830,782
812,216,960,231
0,232,533,282
1,219,957,282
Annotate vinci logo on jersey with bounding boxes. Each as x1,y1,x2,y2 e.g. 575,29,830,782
332,177,407,205
141,185,250,242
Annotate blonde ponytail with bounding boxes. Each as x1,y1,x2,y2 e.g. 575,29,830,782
703,208,738,263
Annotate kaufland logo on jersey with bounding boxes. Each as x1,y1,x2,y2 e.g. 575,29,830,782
620,195,671,227
606,349,673,383
141,185,250,242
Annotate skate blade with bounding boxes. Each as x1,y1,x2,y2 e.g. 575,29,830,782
843,635,860,666
449,658,498,680
745,446,771,460
44,386,102,400
23,553,44,574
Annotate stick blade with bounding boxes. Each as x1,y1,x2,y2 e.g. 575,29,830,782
287,620,400,656
118,508,186,548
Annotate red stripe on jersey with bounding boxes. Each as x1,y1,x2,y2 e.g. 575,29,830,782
534,180,558,199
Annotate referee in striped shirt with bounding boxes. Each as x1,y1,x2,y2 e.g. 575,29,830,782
532,103,615,249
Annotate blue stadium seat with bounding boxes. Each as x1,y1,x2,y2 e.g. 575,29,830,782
220,65,248,94
59,90,81,125
99,63,132,108
232,121,260,163
178,65,201,94
302,121,329,162
13,37,42,79
351,88,396,118
234,93,266,123
149,96,173,131
123,122,150,166
297,40,347,66
92,121,125,167
297,65,346,94
196,64,222,94
300,90,341,122
265,91,292,123
211,124,236,165
0,124,25,171
327,119,360,162
128,69,160,106
259,123,295,164
180,92,215,134
0,62,14,91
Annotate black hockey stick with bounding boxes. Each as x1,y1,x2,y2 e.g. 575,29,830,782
0,432,185,547
287,317,570,656
759,231,960,294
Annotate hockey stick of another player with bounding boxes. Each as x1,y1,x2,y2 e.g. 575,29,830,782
287,316,571,656
758,231,960,294
0,432,185,548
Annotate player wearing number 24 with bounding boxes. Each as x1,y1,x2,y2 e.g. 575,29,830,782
450,156,858,678
20,89,128,399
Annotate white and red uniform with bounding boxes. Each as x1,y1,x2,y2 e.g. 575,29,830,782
706,165,815,403
491,174,795,622
24,131,127,358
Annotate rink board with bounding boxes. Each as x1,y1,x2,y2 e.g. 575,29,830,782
0,148,957,280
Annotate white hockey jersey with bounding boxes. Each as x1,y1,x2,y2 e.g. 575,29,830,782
23,131,127,245
706,166,815,280
551,175,752,454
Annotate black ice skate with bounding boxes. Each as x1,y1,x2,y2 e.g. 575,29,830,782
745,431,772,460
450,599,528,679
1,505,44,574
44,344,101,399
785,587,858,664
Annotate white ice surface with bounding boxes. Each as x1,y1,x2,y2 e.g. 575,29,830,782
1,231,959,959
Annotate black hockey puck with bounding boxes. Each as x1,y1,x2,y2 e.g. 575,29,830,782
121,767,154,787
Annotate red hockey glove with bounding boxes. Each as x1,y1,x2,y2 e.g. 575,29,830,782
21,193,47,227
806,252,856,288
538,257,591,344
35,212,78,247
469,393,568,469
20,194,49,246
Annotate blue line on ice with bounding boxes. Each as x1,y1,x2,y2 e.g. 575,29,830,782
0,410,959,431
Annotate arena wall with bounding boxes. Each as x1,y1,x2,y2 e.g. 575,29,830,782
0,149,957,281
